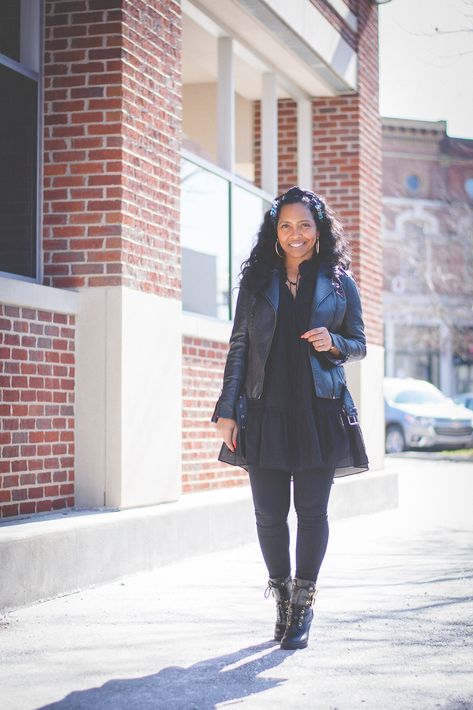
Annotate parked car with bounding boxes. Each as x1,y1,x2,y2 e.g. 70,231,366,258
454,392,473,412
384,377,473,453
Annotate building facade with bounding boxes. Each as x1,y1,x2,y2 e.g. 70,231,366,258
382,117,473,396
0,0,384,520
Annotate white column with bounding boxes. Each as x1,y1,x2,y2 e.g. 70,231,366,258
346,345,385,472
440,322,454,395
217,36,235,173
261,72,278,195
385,317,396,377
297,99,312,190
75,287,182,508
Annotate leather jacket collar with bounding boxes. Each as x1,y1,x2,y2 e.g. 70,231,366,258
262,261,338,318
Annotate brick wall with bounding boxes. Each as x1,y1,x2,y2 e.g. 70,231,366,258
43,0,123,290
121,0,181,299
0,305,75,519
182,335,247,492
277,99,298,193
254,98,299,195
43,0,181,297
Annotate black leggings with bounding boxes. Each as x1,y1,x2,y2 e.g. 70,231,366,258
248,466,335,583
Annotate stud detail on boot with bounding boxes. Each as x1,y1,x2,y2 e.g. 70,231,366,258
265,575,292,641
280,577,317,650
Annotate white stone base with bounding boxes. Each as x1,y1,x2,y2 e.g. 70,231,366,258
75,286,182,508
345,343,385,472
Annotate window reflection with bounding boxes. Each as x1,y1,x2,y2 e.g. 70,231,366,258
231,187,268,317
181,158,270,321
181,160,230,320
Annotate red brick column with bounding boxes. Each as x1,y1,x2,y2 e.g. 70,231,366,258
43,0,123,289
120,0,181,298
43,0,181,296
254,98,299,195
312,1,382,346
277,99,298,193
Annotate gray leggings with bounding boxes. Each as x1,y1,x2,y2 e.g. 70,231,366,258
248,466,335,582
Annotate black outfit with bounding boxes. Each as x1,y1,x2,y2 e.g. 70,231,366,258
245,257,364,475
248,465,334,581
245,258,366,584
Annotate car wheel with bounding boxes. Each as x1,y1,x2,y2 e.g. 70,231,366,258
386,424,406,454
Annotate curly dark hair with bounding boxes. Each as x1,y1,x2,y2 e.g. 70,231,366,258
240,186,351,293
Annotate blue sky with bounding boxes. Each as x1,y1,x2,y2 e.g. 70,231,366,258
378,0,473,139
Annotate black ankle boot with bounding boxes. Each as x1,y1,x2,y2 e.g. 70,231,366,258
265,575,292,641
280,577,317,650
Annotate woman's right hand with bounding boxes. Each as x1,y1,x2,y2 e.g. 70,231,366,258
216,417,238,452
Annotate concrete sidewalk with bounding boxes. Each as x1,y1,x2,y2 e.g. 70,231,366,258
1,458,473,710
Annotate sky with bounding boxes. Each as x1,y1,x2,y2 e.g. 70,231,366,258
378,0,473,139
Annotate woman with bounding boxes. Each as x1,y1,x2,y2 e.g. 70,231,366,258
211,186,368,650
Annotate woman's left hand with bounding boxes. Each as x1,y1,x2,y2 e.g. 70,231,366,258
300,326,333,352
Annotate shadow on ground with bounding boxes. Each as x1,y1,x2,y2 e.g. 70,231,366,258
38,641,295,710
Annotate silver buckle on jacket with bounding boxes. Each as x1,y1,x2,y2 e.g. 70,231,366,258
346,413,358,426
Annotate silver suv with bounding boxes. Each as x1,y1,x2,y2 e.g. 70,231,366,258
384,377,473,453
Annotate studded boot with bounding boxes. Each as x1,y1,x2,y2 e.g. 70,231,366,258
280,577,317,650
265,575,292,641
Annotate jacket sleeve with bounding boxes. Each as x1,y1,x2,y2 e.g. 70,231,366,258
324,271,367,365
211,286,251,422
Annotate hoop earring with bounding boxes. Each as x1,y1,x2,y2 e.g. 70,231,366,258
275,240,284,258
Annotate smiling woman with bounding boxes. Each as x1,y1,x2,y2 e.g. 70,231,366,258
211,185,369,650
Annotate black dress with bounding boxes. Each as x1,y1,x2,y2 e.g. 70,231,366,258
244,257,369,477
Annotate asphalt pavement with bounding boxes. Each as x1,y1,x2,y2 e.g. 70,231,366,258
1,457,473,710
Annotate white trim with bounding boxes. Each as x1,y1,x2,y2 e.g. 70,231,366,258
21,0,40,73
0,277,79,314
0,52,38,81
182,311,232,343
238,0,357,91
182,148,273,202
183,0,313,101
217,36,235,173
324,0,358,32
36,0,45,285
261,72,278,196
383,196,446,208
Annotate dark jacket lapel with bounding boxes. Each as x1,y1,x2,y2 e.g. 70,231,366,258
310,263,336,327
262,269,279,312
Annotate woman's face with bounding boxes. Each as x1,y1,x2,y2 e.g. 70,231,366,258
276,202,318,262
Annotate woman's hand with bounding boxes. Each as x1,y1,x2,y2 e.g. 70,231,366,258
301,327,342,356
216,417,238,452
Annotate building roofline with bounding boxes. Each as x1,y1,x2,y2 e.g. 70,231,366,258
381,117,447,135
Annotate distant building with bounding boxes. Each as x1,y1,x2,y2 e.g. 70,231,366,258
382,117,473,395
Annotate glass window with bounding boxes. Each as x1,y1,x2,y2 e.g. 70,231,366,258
231,186,268,316
0,63,38,279
405,174,420,193
181,159,230,320
0,0,21,63
464,177,473,200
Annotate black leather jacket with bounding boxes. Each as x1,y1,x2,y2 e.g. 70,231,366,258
212,262,366,422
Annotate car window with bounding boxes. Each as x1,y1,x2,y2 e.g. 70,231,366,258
394,389,447,405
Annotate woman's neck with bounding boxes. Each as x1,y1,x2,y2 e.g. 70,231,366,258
284,256,311,280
